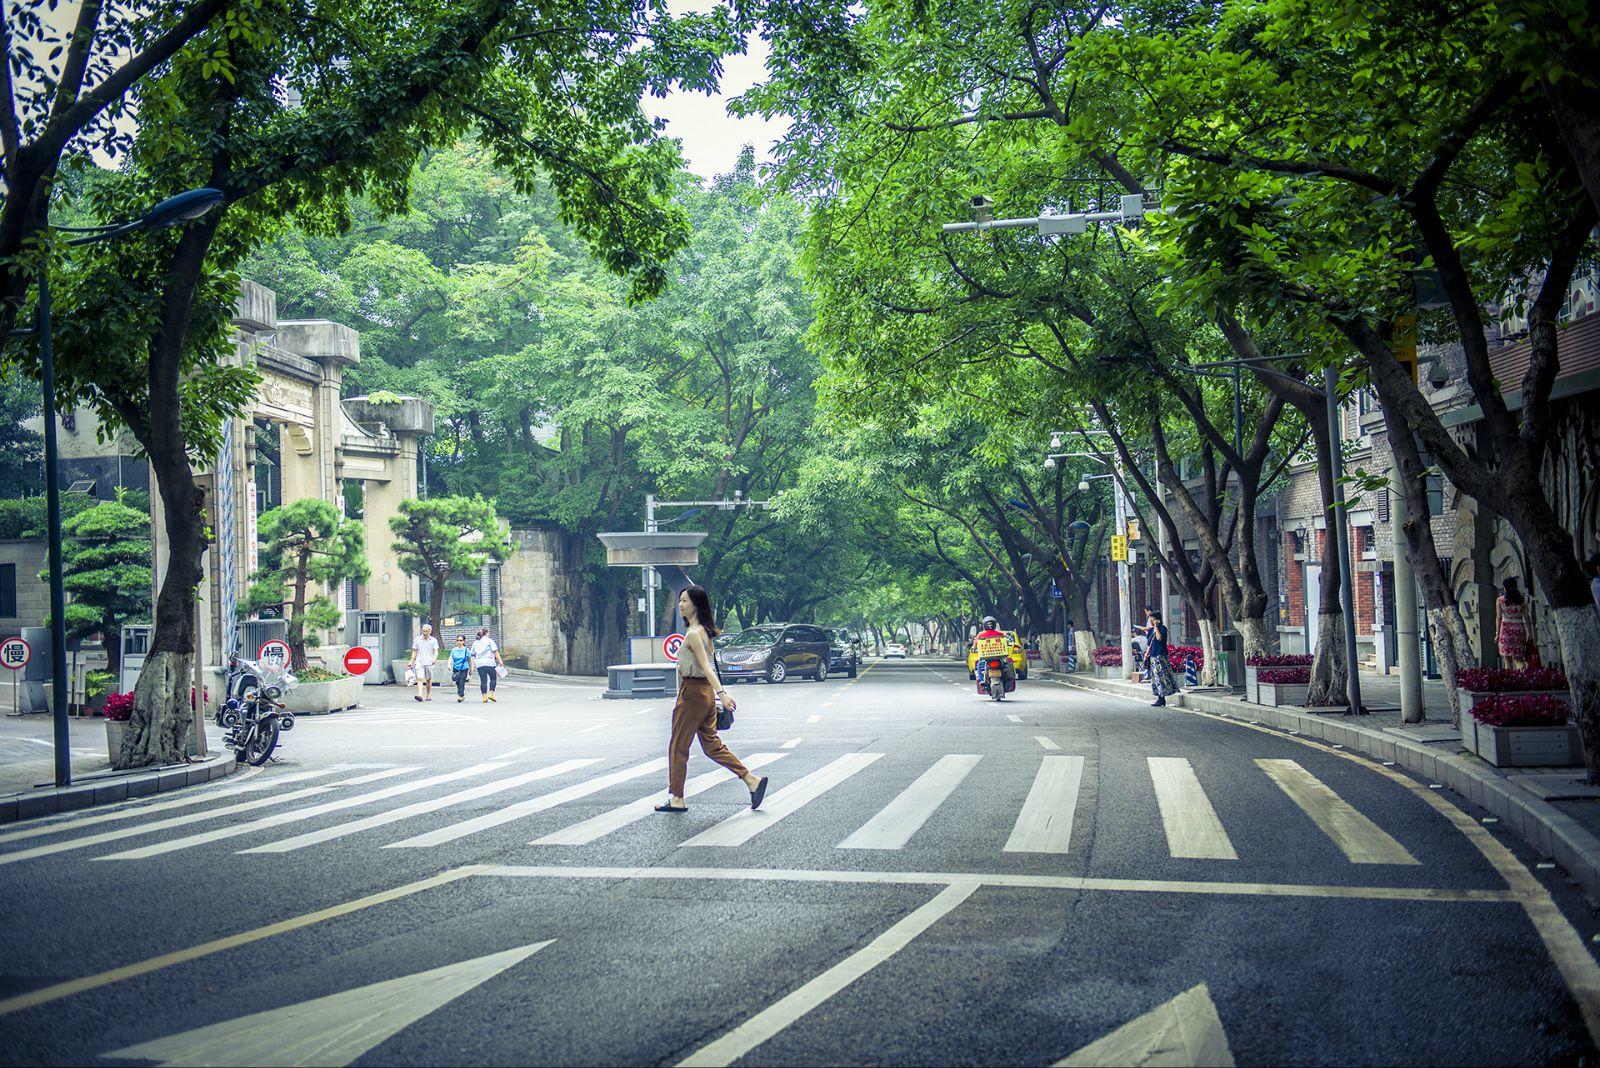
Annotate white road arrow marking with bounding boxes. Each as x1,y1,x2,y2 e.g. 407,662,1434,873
103,941,553,1067
1055,984,1234,1068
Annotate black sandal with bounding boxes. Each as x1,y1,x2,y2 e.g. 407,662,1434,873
750,777,769,811
654,802,688,813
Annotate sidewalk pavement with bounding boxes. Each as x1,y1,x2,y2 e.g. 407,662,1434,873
1048,666,1600,906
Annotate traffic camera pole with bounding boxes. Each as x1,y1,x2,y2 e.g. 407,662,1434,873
1324,366,1365,715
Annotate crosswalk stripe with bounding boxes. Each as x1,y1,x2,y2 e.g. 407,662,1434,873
1004,755,1084,854
385,758,669,849
0,765,381,845
0,768,415,867
680,753,883,848
1007,714,1022,723
532,754,789,846
1147,757,1237,860
781,737,803,749
1256,759,1419,865
838,755,980,850
1034,737,1060,751
97,764,507,862
239,760,603,854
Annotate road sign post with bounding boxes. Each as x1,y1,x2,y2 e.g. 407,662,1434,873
343,646,373,676
1,637,31,715
662,633,686,663
258,639,292,673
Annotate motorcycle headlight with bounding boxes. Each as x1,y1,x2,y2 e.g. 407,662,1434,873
263,685,282,700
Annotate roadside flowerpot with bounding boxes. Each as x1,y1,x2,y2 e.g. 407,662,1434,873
105,719,126,759
1245,656,1313,706
1245,666,1258,704
284,674,363,715
1464,693,1582,768
1466,690,1572,716
1259,681,1310,707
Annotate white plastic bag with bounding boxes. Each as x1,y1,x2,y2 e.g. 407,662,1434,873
404,667,416,686
495,664,508,679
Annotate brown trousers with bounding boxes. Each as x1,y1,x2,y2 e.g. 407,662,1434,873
669,678,749,796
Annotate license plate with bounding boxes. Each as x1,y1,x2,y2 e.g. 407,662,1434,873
725,665,744,672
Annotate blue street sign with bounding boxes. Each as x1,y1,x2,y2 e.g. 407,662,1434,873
1049,582,1062,599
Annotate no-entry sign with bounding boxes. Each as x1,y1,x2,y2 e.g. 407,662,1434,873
343,646,374,676
0,636,31,671
662,633,686,662
258,639,292,670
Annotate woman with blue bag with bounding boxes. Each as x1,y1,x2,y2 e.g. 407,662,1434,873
449,635,473,702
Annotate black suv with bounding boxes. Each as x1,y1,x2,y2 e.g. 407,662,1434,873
715,623,834,683
822,627,861,678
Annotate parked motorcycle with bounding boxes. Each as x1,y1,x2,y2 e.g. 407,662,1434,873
221,659,297,766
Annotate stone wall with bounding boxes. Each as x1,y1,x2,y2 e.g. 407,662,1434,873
498,528,568,672
0,540,49,630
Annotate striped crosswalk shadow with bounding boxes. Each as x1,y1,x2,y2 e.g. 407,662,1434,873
1004,755,1084,854
838,755,981,850
98,763,511,862
240,759,602,854
0,767,413,866
1148,757,1237,860
1256,759,1419,865
533,753,789,846
681,753,883,848
385,758,669,849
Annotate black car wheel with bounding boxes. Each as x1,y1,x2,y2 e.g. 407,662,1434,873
813,660,828,682
767,659,788,684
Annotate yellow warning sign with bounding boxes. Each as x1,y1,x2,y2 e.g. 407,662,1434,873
1111,535,1128,562
973,635,1009,657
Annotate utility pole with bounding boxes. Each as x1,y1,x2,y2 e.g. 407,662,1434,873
1113,459,1134,680
1324,366,1365,714
644,493,657,635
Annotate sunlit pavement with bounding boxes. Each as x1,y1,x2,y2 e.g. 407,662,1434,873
1,658,1595,1065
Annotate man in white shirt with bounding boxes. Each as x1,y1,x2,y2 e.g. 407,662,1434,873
471,628,504,703
410,623,440,702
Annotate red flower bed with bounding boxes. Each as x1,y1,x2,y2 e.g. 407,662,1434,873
1471,693,1571,728
1091,646,1122,667
1258,668,1311,685
104,692,135,722
1246,653,1314,667
1457,667,1568,693
1169,645,1205,669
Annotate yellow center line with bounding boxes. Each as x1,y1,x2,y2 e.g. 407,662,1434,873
0,865,489,1017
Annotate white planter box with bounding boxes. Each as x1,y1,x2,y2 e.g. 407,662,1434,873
391,660,446,687
1259,681,1309,707
1464,717,1582,767
1465,689,1571,714
106,719,126,760
1245,666,1258,704
285,674,363,715
1094,664,1122,680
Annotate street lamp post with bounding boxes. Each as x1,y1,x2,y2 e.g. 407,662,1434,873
643,491,773,634
1049,450,1135,680
13,188,225,787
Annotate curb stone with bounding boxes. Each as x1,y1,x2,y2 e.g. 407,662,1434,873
0,751,239,825
1046,669,1600,906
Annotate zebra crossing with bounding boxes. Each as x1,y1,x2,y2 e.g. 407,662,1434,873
0,747,1427,870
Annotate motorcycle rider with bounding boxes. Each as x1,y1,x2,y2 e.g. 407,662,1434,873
972,616,1017,691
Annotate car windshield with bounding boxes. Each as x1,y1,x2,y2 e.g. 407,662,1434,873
726,630,778,648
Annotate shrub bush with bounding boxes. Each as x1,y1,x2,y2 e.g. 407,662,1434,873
1471,693,1571,728
1258,668,1311,685
297,666,346,682
1091,646,1122,667
1457,667,1568,693
103,692,135,721
1246,653,1314,667
1169,645,1204,669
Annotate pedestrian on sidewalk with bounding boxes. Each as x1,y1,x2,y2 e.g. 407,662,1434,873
1136,608,1175,707
656,584,768,814
409,623,440,702
450,636,472,702
1496,577,1529,671
472,627,504,702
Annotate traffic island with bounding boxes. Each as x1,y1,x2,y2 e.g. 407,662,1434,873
1046,668,1600,906
0,750,238,824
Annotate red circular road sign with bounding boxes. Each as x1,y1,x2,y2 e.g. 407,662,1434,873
258,638,292,669
0,636,32,671
343,646,374,676
662,633,686,662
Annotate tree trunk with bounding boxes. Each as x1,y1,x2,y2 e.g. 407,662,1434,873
119,451,204,769
1235,615,1272,661
429,571,447,635
288,543,311,672
1550,604,1600,783
1196,619,1221,687
1307,611,1348,706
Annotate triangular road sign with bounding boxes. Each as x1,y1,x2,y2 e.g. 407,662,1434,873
1055,983,1234,1068
104,941,553,1067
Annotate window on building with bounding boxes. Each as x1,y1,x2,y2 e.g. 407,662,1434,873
343,479,364,520
0,563,14,617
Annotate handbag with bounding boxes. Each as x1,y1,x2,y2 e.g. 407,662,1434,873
715,695,734,731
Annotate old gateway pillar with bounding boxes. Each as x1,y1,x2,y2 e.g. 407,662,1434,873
596,531,706,700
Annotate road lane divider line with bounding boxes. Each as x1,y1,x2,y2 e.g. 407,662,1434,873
0,768,417,867
0,865,490,1017
577,723,608,734
1034,737,1061,751
385,758,669,848
478,863,1518,903
675,882,980,1067
241,760,602,854
1148,757,1238,861
681,754,883,848
1256,759,1418,865
1005,755,1085,854
489,745,538,760
97,764,505,862
780,737,803,749
838,755,981,851
533,754,790,846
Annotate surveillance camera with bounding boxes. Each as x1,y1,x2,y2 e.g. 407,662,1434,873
1078,480,1091,492
1426,359,1449,390
969,194,994,223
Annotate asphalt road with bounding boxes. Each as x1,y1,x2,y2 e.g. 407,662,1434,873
2,659,1597,1066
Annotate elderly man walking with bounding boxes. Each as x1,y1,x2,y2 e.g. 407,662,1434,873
409,623,441,702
